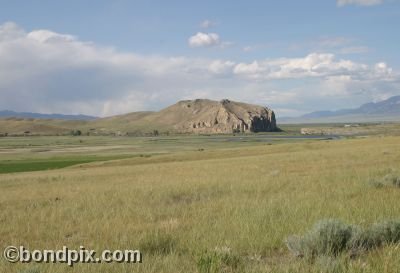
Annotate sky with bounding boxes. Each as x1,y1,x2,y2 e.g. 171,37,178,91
0,0,399,117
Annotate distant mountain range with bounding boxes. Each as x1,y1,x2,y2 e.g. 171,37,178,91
1,95,399,132
280,95,400,124
0,110,97,120
303,95,400,118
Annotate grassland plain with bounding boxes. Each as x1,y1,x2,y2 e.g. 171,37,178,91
1,135,400,272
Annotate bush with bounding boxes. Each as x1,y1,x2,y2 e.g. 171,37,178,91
385,174,400,187
286,219,400,259
368,220,400,246
369,172,400,188
286,219,354,258
197,247,242,273
70,129,82,136
346,226,372,252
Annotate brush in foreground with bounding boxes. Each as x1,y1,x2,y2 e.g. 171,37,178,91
286,219,400,259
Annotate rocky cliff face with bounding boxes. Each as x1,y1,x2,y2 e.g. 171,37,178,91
165,99,278,133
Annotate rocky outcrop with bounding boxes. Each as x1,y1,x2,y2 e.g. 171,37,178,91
0,99,279,135
167,99,278,133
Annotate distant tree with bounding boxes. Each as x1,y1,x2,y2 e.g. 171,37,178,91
153,130,159,136
71,130,82,136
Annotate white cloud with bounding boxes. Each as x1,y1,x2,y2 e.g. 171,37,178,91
208,60,235,74
27,30,76,43
0,22,399,117
0,21,25,41
233,61,266,79
232,53,393,81
188,32,220,47
200,20,215,29
374,62,393,76
337,0,384,6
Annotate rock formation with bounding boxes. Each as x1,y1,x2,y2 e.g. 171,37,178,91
165,99,278,133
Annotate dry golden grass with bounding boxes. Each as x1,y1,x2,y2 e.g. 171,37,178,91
1,136,400,272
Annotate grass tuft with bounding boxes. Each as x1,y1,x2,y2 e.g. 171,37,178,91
197,247,242,273
139,231,176,255
315,256,348,273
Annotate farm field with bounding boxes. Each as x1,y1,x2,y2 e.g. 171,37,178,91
1,131,400,272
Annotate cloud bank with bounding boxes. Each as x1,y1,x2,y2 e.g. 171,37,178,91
337,0,384,6
0,22,398,117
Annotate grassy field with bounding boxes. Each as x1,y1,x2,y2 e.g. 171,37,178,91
1,132,400,272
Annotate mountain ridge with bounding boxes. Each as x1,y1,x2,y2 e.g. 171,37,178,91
280,95,400,124
0,110,97,120
302,95,400,118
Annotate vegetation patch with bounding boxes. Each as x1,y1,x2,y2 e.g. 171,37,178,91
139,231,176,255
286,219,400,259
314,255,348,273
0,155,132,174
197,247,243,273
369,171,400,188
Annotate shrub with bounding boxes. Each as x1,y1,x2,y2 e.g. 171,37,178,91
286,219,354,258
70,129,82,136
197,247,242,273
386,174,400,187
349,220,400,253
367,220,400,246
287,219,400,259
369,172,400,188
369,179,385,188
346,226,372,252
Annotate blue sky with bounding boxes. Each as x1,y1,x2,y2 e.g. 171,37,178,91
0,0,399,117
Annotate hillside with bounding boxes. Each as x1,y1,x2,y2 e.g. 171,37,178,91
0,99,278,135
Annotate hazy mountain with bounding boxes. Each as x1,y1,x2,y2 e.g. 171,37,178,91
0,110,97,120
280,95,400,124
302,95,400,118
